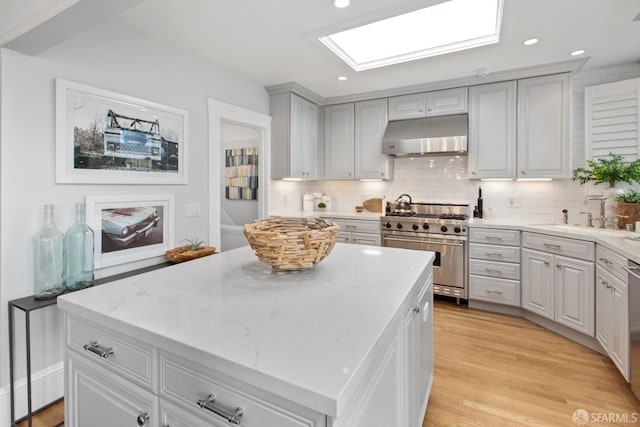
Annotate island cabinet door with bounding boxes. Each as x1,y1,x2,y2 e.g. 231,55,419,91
66,352,158,427
521,248,555,319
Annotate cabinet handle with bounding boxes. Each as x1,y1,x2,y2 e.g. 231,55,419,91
418,108,424,112
556,263,569,269
486,289,503,294
136,413,149,426
485,236,503,241
471,171,476,175
83,341,114,358
344,225,357,229
599,257,613,265
543,260,550,265
485,268,503,274
414,306,420,314
521,170,526,175
197,394,244,425
485,252,503,257
543,243,562,249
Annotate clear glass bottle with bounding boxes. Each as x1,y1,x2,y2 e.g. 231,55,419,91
64,203,94,292
33,204,65,299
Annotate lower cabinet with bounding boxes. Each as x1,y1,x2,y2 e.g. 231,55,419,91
66,352,158,427
323,217,381,246
521,248,595,336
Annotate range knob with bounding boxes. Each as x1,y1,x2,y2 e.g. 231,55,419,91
422,223,429,230
385,222,392,229
440,225,448,233
454,226,461,233
397,223,403,230
412,224,419,231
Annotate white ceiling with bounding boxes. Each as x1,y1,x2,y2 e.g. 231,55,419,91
114,0,640,98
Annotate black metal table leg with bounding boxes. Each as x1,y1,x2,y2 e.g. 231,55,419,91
26,309,33,427
9,303,15,426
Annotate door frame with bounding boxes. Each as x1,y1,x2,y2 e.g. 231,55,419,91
208,99,271,249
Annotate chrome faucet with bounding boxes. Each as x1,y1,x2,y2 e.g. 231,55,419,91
584,194,608,228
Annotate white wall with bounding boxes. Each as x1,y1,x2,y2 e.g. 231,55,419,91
0,20,268,422
270,62,640,224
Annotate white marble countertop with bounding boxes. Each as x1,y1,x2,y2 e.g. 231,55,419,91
57,244,434,417
469,219,640,264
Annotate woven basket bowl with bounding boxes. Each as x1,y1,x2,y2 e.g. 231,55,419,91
244,217,340,270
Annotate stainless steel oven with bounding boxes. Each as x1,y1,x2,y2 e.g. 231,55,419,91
381,203,468,304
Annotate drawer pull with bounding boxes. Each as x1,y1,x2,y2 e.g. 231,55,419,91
485,252,503,257
136,412,149,426
344,225,357,229
197,394,244,425
485,268,503,274
599,257,613,265
543,243,562,249
83,341,114,358
485,236,503,241
486,289,503,295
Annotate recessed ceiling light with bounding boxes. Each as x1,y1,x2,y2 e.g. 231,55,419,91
570,49,586,56
337,76,348,81
334,0,350,8
320,0,503,71
522,38,538,46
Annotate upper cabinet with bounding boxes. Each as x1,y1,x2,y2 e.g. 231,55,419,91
388,87,468,120
517,74,571,179
325,103,355,179
355,99,393,180
325,100,393,180
271,92,322,179
468,81,517,179
585,77,639,162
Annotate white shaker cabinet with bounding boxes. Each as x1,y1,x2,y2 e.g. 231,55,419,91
355,98,393,180
271,92,322,179
521,232,595,336
324,103,355,179
517,74,571,179
468,81,517,179
325,100,393,180
388,87,467,120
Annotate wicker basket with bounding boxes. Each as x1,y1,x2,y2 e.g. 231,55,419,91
166,245,216,263
244,217,340,270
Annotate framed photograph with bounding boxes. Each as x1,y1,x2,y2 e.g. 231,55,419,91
85,194,175,268
56,79,188,184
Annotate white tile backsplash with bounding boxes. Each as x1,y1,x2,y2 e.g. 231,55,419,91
270,62,640,225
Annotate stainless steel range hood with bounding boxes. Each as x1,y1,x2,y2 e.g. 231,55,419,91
382,114,468,157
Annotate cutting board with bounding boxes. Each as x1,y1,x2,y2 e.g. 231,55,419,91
362,198,383,213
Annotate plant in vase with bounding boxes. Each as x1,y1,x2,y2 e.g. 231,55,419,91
572,153,640,229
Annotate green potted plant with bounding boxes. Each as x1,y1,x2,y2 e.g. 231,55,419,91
572,153,640,229
572,152,640,187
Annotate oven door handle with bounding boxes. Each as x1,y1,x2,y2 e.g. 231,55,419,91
383,237,465,247
622,265,640,280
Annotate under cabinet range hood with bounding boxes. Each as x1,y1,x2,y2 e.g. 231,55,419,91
382,114,468,157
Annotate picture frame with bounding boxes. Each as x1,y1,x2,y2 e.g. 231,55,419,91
55,79,188,184
85,194,175,268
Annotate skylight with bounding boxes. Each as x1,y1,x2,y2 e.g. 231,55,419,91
319,0,503,71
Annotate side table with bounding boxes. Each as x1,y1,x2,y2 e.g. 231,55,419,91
8,261,172,426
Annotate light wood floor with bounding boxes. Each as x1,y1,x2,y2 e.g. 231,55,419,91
18,299,640,427
424,299,640,426
16,399,63,427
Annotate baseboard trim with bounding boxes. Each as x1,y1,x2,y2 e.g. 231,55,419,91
0,362,64,425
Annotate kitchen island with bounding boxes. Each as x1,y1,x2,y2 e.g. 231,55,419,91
57,243,434,427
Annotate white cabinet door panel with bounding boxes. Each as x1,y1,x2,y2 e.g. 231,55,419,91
554,255,594,336
521,248,554,319
425,87,467,116
355,98,392,180
325,103,355,179
388,93,426,120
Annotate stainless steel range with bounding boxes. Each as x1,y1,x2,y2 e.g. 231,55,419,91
381,202,469,304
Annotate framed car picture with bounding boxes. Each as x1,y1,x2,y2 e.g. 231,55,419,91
55,79,188,184
85,194,175,268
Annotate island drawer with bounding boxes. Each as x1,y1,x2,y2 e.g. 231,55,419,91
469,243,520,263
596,245,628,282
160,354,326,427
522,232,594,261
66,316,157,391
469,275,520,306
469,228,520,246
469,259,520,281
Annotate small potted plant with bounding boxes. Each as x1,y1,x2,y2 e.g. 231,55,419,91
573,153,640,229
316,202,327,210
166,237,216,263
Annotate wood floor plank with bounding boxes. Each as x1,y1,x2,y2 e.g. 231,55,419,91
423,300,640,427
